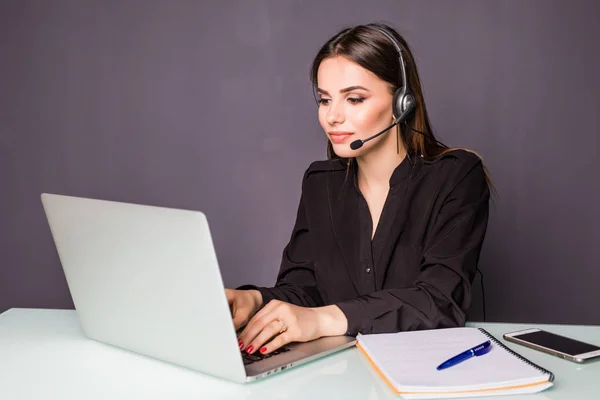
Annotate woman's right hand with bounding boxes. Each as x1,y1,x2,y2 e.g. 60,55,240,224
225,288,263,331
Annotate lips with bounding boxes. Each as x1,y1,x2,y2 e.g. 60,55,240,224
328,131,353,144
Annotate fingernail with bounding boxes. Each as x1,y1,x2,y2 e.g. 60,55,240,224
239,342,244,349
246,345,254,353
260,347,267,353
238,337,242,344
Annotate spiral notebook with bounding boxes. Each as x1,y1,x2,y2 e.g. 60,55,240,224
356,327,554,399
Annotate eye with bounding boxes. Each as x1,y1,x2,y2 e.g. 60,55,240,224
347,97,365,104
318,98,331,106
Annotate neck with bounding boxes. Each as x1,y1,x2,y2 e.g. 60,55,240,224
355,128,407,193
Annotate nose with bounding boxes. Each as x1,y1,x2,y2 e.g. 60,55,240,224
326,100,345,125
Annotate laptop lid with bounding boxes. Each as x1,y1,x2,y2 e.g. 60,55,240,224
41,193,247,383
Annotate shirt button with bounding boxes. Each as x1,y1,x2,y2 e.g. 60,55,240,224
365,267,371,273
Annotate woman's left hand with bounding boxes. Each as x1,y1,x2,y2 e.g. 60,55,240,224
237,300,345,355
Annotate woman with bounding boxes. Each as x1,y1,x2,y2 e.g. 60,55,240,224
227,23,491,356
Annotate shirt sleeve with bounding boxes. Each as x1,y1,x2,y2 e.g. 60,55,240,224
335,159,490,335
237,171,324,308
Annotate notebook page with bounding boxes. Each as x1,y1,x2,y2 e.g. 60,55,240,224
358,327,550,392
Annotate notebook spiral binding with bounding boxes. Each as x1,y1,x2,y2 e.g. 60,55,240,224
477,328,555,382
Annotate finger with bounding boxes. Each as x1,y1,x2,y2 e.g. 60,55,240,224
262,331,292,355
246,319,285,354
239,311,275,351
239,303,282,351
232,308,250,331
238,300,279,343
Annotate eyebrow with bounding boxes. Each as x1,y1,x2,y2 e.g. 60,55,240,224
317,86,370,96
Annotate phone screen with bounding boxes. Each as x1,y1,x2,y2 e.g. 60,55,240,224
515,331,600,356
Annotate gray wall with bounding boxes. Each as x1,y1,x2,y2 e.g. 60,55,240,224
1,0,599,325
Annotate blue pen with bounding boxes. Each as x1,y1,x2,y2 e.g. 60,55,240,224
436,340,492,370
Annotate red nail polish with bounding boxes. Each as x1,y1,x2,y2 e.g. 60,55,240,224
260,347,267,353
246,345,254,353
238,337,242,343
239,342,244,349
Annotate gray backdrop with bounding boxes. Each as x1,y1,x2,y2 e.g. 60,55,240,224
1,0,599,324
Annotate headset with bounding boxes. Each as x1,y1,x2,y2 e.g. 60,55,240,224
349,26,416,150
374,26,416,125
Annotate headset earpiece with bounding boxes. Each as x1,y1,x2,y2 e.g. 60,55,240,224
393,87,415,119
374,26,416,120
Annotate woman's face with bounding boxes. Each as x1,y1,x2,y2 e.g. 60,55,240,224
317,56,395,158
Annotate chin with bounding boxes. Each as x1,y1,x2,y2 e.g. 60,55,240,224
331,137,378,158
331,132,393,158
331,142,361,159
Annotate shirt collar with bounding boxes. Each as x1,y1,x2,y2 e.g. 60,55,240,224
349,153,415,191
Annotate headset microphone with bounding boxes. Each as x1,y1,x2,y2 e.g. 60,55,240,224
350,26,416,151
349,100,415,150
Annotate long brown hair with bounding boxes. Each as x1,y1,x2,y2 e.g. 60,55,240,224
309,23,494,191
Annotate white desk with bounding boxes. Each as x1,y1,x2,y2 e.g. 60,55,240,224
1,308,599,399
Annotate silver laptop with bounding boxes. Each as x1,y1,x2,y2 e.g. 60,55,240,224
40,193,355,383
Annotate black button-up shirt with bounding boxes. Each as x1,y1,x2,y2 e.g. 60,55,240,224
355,160,405,294
241,149,490,335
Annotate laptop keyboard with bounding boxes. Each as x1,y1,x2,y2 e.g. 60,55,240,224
241,346,291,365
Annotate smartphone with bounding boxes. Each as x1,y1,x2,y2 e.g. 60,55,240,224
503,328,600,363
